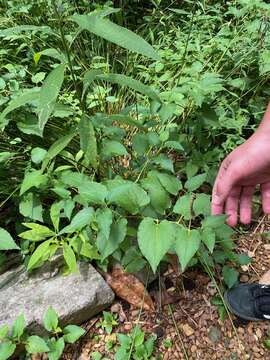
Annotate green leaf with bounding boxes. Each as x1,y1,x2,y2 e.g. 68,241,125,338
96,74,161,102
149,171,182,195
50,201,63,233
100,218,127,261
12,314,25,339
59,207,94,234
0,325,9,340
193,194,211,217
78,182,108,205
107,182,150,214
20,170,47,195
0,342,16,360
43,306,58,332
201,228,216,253
138,218,175,273
27,240,51,271
174,226,201,271
173,194,193,220
19,223,54,242
184,173,207,192
63,243,77,273
26,335,50,354
42,131,76,170
202,215,227,229
96,208,113,255
48,338,65,360
31,147,47,164
37,64,65,135
101,140,128,159
0,90,39,129
0,25,55,37
264,339,270,350
63,325,85,344
0,228,19,250
222,266,239,289
79,115,98,168
82,69,103,99
19,193,43,221
71,14,160,61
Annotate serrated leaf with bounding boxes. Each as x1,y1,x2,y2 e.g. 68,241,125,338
20,170,47,195
37,64,65,134
0,228,19,250
184,173,207,192
107,182,149,214
12,314,25,339
63,243,77,273
59,207,94,234
222,266,239,289
193,193,211,217
173,194,193,220
27,240,51,271
138,218,175,273
26,335,50,354
79,115,98,168
201,228,216,253
42,131,75,170
19,192,43,221
63,325,85,344
0,342,16,360
174,226,201,271
71,14,160,61
96,74,160,102
43,306,58,332
19,223,54,242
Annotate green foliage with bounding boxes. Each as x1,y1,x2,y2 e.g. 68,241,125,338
0,308,85,359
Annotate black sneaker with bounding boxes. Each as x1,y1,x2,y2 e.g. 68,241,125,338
224,283,270,321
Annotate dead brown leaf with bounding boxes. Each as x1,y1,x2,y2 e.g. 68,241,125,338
104,265,155,312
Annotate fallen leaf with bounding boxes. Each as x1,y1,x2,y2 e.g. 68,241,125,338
259,269,270,285
181,323,194,336
110,302,127,323
167,254,181,275
104,265,155,312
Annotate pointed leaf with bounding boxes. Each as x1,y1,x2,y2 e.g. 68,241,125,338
27,240,51,271
12,314,25,339
201,228,216,253
48,338,65,360
19,193,43,221
79,115,98,168
184,173,207,192
0,342,16,360
138,218,175,273
78,182,107,205
71,14,160,61
59,207,94,234
100,218,127,261
222,266,239,289
193,193,211,217
43,306,58,332
19,223,54,242
20,170,47,195
173,194,193,220
63,325,85,344
26,335,50,354
63,243,77,273
0,228,19,250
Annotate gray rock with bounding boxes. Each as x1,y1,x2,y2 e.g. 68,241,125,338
0,258,114,334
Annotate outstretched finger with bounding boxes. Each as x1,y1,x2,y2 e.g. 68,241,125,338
261,182,270,214
225,186,241,226
240,186,255,224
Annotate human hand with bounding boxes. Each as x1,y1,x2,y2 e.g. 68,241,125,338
211,131,270,226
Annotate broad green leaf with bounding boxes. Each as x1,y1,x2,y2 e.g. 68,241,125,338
27,240,51,271
19,223,54,242
107,182,150,214
0,90,39,129
101,140,128,159
42,131,75,170
222,266,239,289
193,193,211,217
174,226,201,271
19,192,43,221
43,306,58,332
78,182,107,205
0,342,16,360
37,64,65,134
132,133,149,155
50,201,63,232
59,207,94,234
141,175,171,215
63,243,77,273
0,228,19,250
12,314,25,339
100,218,127,261
150,171,182,195
63,325,86,344
164,141,184,152
31,147,47,164
96,208,113,255
173,194,193,220
138,218,175,273
79,115,98,168
71,14,160,61
202,215,227,229
26,335,50,354
154,154,174,173
48,338,65,360
96,74,161,102
20,170,47,195
184,173,207,192
0,325,9,340
201,228,216,253
0,152,15,162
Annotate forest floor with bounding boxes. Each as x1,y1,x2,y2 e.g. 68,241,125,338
60,216,270,360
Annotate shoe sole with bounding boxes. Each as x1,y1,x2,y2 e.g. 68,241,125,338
224,291,263,322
